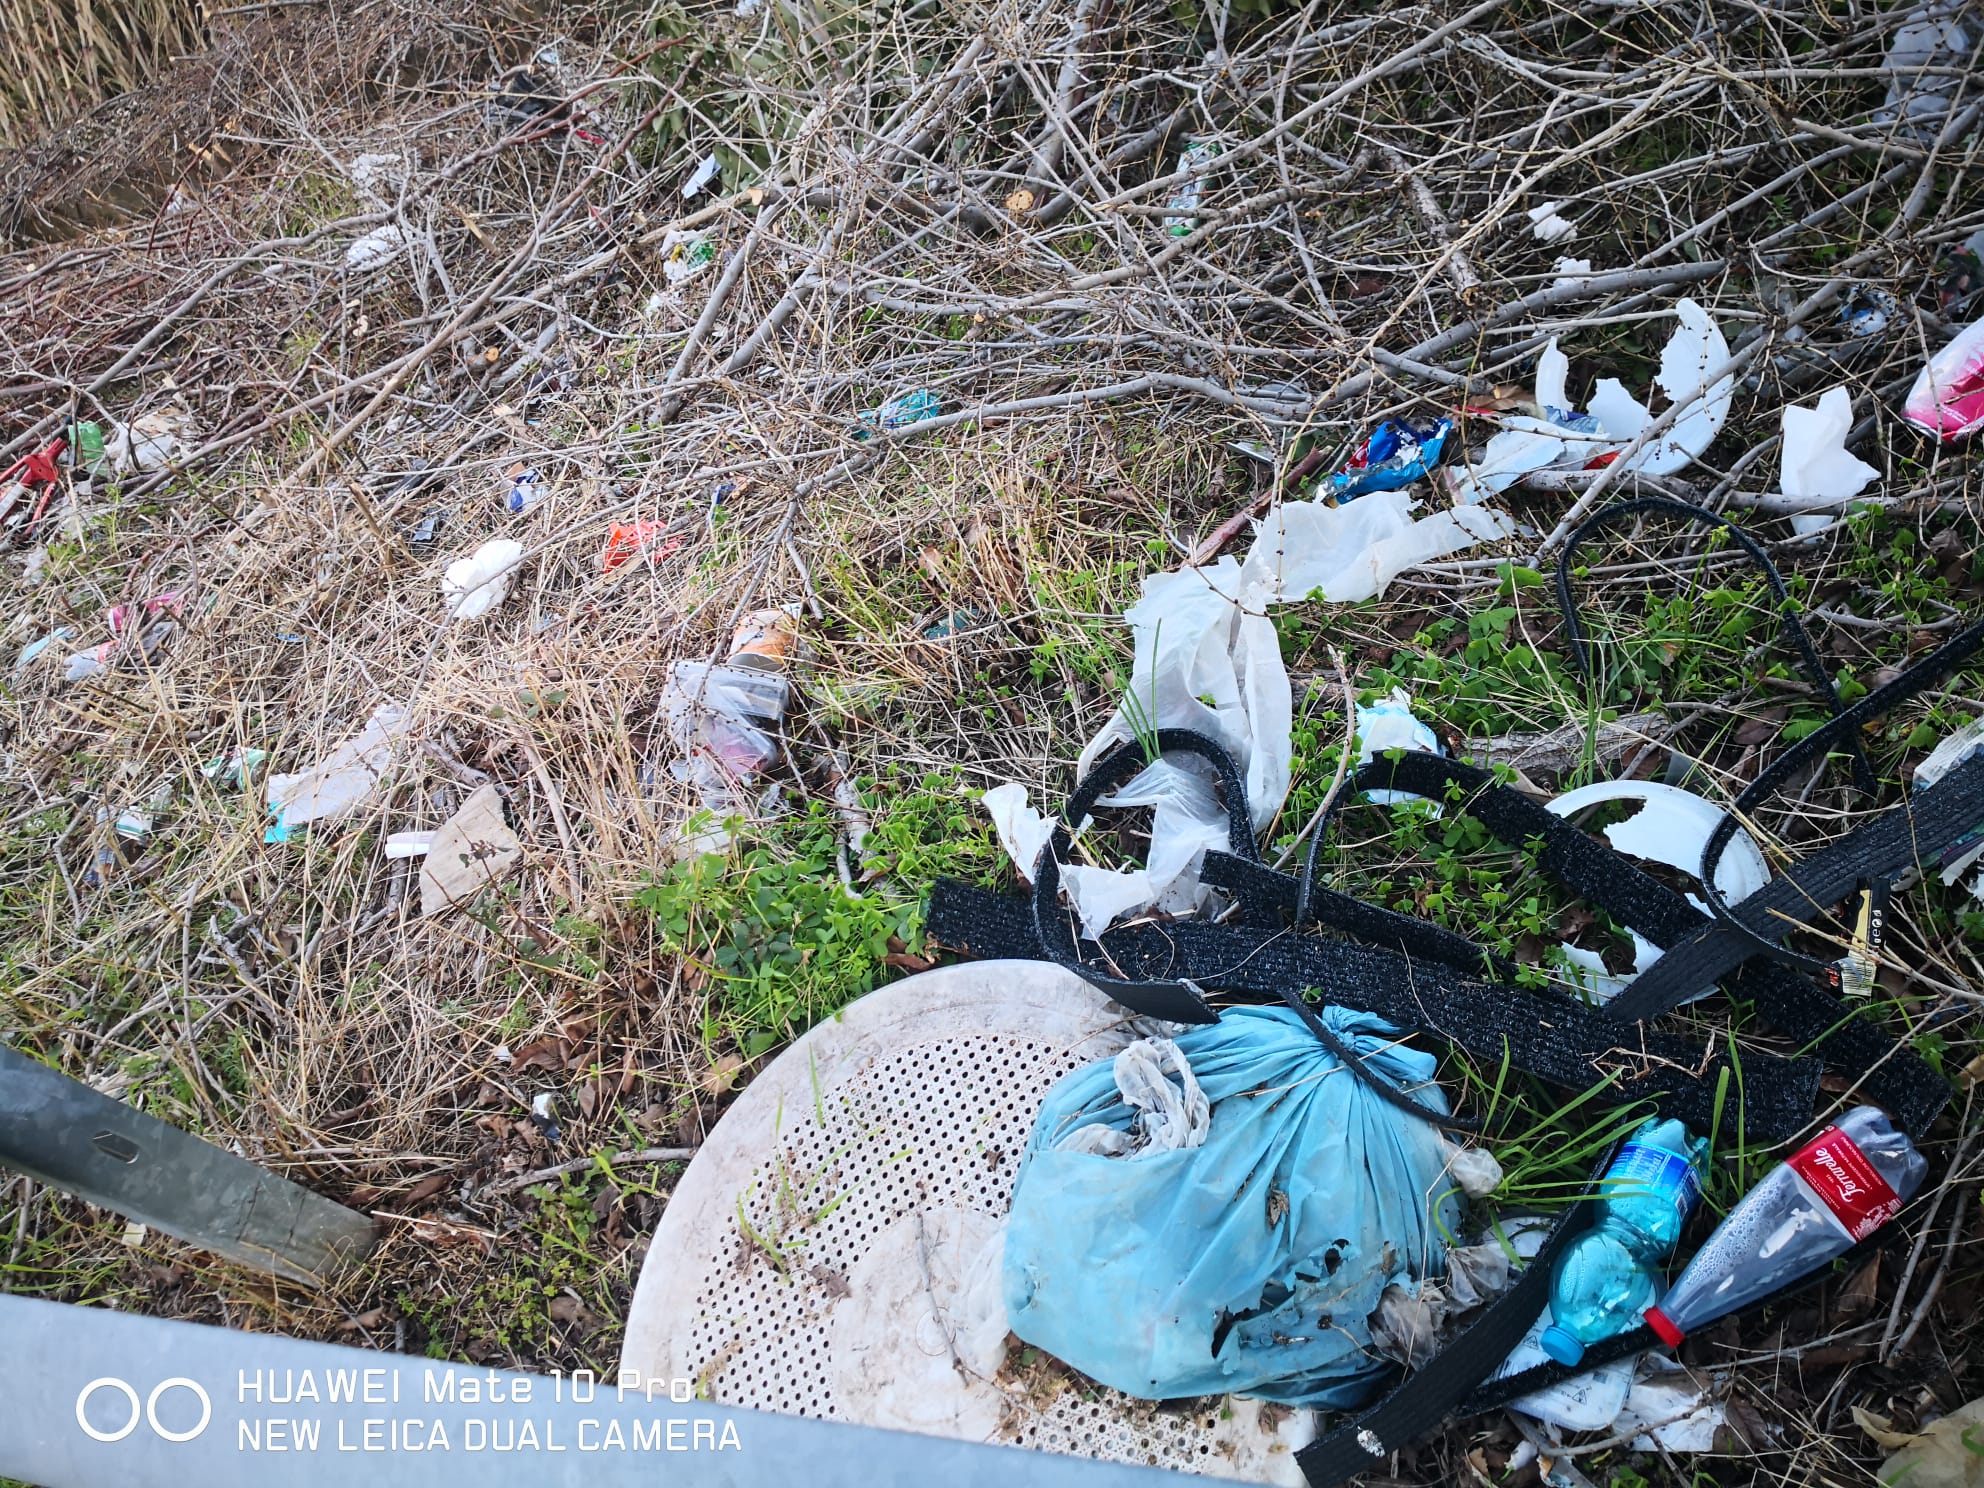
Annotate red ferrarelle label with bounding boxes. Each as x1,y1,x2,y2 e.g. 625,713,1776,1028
1787,1126,1901,1240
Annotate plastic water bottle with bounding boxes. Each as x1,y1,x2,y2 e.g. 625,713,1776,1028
1538,1118,1708,1365
1644,1106,1924,1347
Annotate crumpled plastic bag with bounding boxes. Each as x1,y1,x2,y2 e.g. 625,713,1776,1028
266,703,413,843
1004,1004,1460,1407
1782,386,1880,535
1062,1037,1210,1157
1357,688,1445,808
442,538,525,620
982,781,1203,937
1368,1240,1514,1369
345,223,411,272
107,410,196,474
1875,6,1976,139
1906,318,1984,440
1858,1397,1984,1486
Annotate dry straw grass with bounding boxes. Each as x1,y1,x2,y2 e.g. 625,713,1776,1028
0,0,1982,1475
0,0,205,146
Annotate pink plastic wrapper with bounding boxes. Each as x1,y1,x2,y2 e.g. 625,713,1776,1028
1905,318,1984,440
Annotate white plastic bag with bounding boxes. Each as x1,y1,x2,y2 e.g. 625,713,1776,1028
441,538,525,620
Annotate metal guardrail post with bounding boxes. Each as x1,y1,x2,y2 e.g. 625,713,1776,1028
0,1045,376,1286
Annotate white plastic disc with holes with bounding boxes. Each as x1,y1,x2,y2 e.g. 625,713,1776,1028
621,960,1317,1483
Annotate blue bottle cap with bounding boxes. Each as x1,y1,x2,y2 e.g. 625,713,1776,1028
1538,1325,1586,1366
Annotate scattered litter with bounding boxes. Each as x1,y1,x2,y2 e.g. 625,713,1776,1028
1002,1004,1459,1405
106,592,182,634
856,388,941,437
200,747,267,790
922,606,987,640
16,626,73,672
602,519,681,574
1162,137,1221,237
1586,297,1734,475
63,621,174,683
1781,386,1880,535
1549,779,1770,901
1330,418,1452,499
420,783,523,916
1904,317,1984,439
1538,1118,1707,1365
441,538,526,620
682,153,720,199
1646,1107,1925,1347
487,57,563,132
264,702,414,844
106,409,196,474
111,806,154,843
346,152,404,198
1876,8,1976,138
1526,201,1578,244
1611,1358,1733,1452
529,1089,560,1144
660,228,716,286
1858,1396,1984,1487
1551,256,1593,289
656,610,797,858
1446,1144,1503,1198
385,831,435,859
1841,286,1901,338
276,631,305,645
407,510,447,548
344,223,411,272
503,463,545,514
1356,688,1445,808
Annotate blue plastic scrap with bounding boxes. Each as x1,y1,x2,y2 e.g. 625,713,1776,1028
1002,1004,1460,1408
1330,418,1453,499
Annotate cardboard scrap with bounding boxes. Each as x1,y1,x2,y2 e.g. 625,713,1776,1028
419,784,522,916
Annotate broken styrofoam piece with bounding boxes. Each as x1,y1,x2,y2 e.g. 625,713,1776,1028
1905,317,1984,440
420,783,523,916
345,223,411,272
1062,1039,1210,1157
1595,298,1734,474
983,783,1171,939
1782,386,1880,536
265,703,413,843
1356,688,1444,808
385,831,436,859
1552,257,1593,290
1527,201,1578,244
1547,779,1770,902
442,538,526,620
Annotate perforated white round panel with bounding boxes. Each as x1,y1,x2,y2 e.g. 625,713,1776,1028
622,961,1315,1483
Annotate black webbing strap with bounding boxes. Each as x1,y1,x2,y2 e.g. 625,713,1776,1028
1328,753,1951,1139
1294,1148,1612,1486
1634,617,1984,1006
926,880,1822,1140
